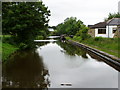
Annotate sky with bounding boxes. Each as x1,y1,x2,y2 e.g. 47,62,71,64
43,0,119,26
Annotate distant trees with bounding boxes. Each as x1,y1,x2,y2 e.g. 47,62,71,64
55,17,84,35
75,24,89,40
105,12,120,21
2,2,50,48
55,17,90,40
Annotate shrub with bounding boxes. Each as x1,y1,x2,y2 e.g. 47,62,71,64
94,37,103,41
3,36,17,45
73,36,82,42
19,43,28,50
35,36,44,40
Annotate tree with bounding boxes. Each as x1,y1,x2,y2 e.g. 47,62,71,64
105,12,120,21
2,2,50,48
55,17,83,35
0,2,1,35
75,24,89,40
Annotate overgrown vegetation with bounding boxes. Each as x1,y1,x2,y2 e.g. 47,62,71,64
2,35,17,61
83,37,119,58
2,42,18,62
68,37,119,58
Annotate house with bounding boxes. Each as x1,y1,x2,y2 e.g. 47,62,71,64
88,18,120,38
88,22,106,37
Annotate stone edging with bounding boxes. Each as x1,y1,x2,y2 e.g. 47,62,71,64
68,40,120,67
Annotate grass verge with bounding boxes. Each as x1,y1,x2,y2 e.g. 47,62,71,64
67,37,119,58
2,43,18,62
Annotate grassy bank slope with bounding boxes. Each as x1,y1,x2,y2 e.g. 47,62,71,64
2,43,18,62
67,37,119,58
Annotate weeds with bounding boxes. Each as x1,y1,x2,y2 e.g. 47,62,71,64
68,36,119,58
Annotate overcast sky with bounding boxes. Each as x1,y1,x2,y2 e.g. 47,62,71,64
43,0,119,26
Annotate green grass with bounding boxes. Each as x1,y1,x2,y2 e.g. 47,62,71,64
0,42,2,61
67,37,120,58
0,35,11,37
2,43,18,62
82,38,119,58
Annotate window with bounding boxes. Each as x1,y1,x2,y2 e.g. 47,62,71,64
98,29,106,34
113,28,117,33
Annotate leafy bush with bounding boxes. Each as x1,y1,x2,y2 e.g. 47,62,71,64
3,36,17,45
94,37,103,41
19,43,28,50
73,36,82,42
36,36,44,40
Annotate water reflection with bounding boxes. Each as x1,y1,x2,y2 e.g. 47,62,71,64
2,50,50,88
57,41,88,58
2,37,118,88
88,51,120,71
60,41,120,71
38,41,118,88
35,42,49,47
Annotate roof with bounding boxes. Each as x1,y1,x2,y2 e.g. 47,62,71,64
88,25,93,28
88,18,120,29
88,22,106,29
107,18,120,25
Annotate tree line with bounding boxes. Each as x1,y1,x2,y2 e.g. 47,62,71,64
105,12,120,21
53,12,120,41
54,17,90,40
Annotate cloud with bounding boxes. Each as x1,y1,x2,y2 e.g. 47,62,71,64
43,0,119,26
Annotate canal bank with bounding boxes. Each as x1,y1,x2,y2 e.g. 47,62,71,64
67,40,120,71
2,43,19,62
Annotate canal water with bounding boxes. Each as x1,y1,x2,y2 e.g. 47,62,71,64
2,36,118,88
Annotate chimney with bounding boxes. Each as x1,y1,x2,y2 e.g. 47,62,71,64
118,1,120,13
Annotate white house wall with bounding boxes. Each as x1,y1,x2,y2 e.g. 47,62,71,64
95,26,117,38
106,26,117,38
95,28,108,37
